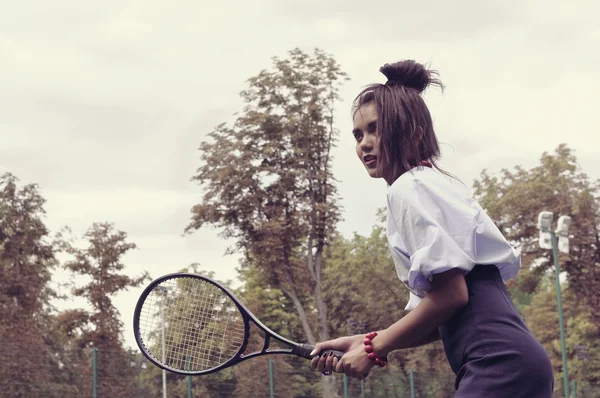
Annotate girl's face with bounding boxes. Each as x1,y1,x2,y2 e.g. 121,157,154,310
352,102,382,180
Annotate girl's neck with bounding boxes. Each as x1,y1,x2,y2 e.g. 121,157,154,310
385,160,433,186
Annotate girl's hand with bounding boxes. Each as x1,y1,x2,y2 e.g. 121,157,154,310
310,335,363,374
334,344,374,380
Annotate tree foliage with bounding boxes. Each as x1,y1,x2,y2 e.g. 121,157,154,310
473,144,600,327
0,173,56,396
234,265,319,398
473,144,600,397
186,46,349,396
524,278,600,395
58,222,150,397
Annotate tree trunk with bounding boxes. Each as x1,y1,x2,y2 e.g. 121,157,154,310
314,248,329,342
280,285,316,345
281,278,340,398
314,246,340,397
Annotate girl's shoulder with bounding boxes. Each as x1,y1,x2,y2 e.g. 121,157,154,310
388,167,472,207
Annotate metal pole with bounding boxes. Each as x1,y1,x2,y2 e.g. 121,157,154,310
187,356,192,398
161,292,167,398
571,380,577,398
346,318,368,398
343,374,348,398
409,369,415,398
552,231,570,398
92,347,98,398
269,359,275,398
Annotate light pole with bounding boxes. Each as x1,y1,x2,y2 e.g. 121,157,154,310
537,211,571,397
156,286,168,398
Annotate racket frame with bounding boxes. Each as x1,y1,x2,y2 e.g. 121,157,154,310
133,272,332,376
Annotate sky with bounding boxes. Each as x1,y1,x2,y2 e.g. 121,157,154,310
2,0,599,350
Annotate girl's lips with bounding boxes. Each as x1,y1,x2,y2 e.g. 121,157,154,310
365,159,376,167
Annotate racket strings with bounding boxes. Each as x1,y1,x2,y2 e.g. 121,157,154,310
137,277,246,372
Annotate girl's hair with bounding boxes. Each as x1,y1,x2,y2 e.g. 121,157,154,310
352,60,452,182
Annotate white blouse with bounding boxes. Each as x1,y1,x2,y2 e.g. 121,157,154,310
386,167,521,311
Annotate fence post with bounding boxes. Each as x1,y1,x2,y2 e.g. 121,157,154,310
269,359,275,398
343,374,348,398
92,347,98,398
186,356,192,398
409,369,415,398
571,380,577,398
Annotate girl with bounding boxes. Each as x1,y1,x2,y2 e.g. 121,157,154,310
310,60,554,397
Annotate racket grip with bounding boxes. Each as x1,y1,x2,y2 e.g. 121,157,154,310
295,344,344,360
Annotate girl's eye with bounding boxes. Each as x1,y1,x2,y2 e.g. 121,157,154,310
367,122,377,134
353,131,362,141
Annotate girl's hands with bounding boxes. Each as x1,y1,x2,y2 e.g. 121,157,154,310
334,344,374,380
310,334,374,379
310,335,361,373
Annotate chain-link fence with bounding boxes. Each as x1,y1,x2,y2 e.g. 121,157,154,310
1,344,598,397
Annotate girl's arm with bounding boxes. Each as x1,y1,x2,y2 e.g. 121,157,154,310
372,268,467,356
410,329,441,348
311,269,463,374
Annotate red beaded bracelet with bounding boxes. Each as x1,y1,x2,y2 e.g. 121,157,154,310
363,332,388,367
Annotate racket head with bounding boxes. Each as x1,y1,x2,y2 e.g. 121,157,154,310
133,273,249,375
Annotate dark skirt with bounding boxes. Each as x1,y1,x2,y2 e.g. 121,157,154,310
438,264,554,398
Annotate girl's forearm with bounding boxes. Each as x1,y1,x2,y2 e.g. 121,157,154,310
374,294,458,353
375,327,440,350
413,328,441,347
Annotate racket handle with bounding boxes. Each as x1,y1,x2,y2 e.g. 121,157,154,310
295,344,344,360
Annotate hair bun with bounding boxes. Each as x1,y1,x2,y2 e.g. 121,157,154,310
380,60,443,93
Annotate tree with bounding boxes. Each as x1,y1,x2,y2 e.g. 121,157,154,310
0,173,56,396
186,48,349,395
45,308,97,397
564,294,600,397
59,222,149,397
472,144,600,329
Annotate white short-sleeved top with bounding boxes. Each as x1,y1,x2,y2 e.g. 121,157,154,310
386,167,521,311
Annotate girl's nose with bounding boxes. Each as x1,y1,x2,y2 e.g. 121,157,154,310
360,134,375,152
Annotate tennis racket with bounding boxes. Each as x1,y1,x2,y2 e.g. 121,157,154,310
133,272,343,375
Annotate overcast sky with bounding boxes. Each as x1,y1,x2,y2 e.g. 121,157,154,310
2,0,599,349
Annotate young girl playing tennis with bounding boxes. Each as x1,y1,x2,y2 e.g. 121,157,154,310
310,60,554,397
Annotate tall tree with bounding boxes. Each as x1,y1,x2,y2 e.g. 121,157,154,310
0,173,56,396
59,222,149,397
472,144,600,328
186,48,348,395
